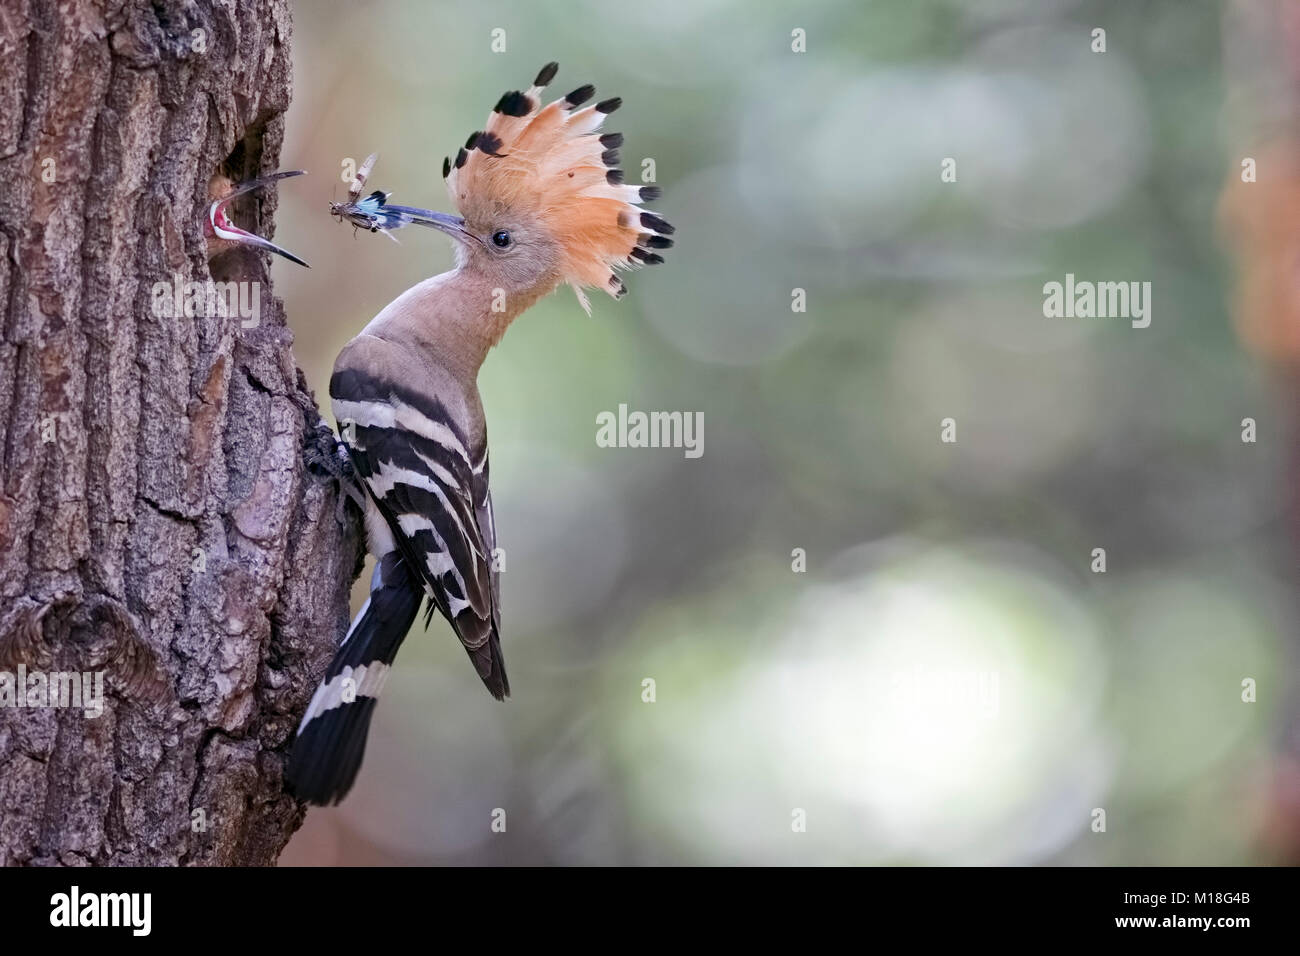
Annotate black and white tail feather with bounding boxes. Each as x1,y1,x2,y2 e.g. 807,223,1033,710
287,551,421,805
287,366,508,805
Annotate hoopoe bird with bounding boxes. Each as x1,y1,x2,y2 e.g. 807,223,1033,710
288,62,674,804
203,169,310,267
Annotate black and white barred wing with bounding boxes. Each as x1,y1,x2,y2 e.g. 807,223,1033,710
473,450,502,634
332,370,509,699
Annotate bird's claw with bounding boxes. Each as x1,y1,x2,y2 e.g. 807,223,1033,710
303,419,366,524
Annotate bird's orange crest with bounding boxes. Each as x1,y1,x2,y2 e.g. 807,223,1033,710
443,62,674,312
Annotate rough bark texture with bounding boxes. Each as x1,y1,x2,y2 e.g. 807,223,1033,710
0,0,361,865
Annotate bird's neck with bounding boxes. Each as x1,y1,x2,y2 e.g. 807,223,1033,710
363,268,554,385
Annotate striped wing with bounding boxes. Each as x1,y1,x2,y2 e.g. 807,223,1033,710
473,456,502,635
331,367,509,699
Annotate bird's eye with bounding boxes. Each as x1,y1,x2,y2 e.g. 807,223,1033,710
491,230,511,248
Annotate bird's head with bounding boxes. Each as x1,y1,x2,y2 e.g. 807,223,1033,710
423,62,674,315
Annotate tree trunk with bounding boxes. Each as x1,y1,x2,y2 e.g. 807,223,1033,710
0,0,360,865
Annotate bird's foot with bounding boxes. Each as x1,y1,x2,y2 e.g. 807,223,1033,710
303,420,367,524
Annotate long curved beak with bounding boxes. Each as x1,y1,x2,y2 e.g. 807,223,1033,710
208,170,311,267
384,205,476,245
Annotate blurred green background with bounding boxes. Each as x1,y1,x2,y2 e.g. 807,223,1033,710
271,0,1298,864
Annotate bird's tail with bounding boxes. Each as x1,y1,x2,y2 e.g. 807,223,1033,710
287,550,421,805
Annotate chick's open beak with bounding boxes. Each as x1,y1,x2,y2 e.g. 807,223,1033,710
205,169,311,267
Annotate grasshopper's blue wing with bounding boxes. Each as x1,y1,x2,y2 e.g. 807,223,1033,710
360,192,434,233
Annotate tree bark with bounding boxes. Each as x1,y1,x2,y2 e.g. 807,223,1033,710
0,0,360,865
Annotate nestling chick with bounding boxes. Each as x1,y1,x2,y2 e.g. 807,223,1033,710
203,169,310,267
